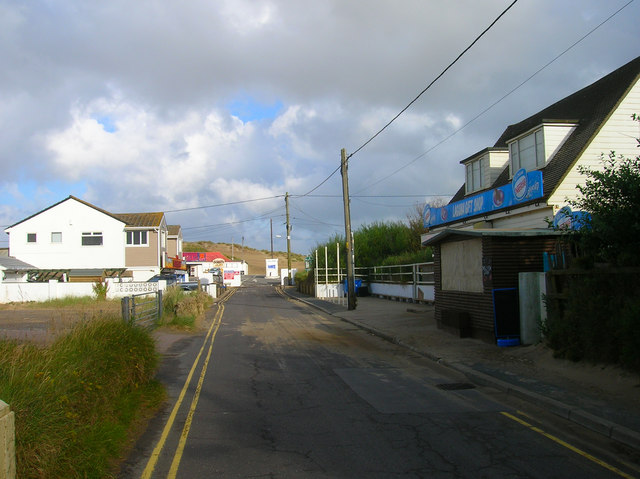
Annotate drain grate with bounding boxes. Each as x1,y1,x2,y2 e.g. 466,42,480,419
435,382,476,391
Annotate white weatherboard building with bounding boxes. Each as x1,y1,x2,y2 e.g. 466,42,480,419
422,55,640,343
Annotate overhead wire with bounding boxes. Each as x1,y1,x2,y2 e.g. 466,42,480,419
351,197,424,208
296,194,450,198
297,165,342,198
164,195,284,213
290,203,343,227
354,0,635,194
291,1,520,200
345,0,519,162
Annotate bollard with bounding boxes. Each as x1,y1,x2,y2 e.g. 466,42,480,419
0,400,15,479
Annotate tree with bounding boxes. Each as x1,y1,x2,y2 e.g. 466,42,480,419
569,115,640,266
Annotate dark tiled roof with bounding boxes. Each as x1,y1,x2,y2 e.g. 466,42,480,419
114,212,165,228
0,256,36,271
168,225,182,236
446,55,640,210
449,183,466,203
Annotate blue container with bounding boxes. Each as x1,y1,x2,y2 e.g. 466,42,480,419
497,337,520,347
343,279,362,294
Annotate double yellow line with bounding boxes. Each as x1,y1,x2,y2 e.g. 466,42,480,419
141,290,235,479
501,412,636,478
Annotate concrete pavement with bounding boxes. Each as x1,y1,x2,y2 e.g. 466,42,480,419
283,286,640,454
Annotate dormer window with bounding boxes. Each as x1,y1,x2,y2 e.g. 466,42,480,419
465,158,484,194
509,129,544,172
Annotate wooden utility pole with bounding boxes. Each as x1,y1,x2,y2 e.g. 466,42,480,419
285,192,292,285
341,148,357,310
270,218,274,258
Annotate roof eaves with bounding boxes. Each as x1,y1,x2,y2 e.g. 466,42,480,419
5,196,126,231
423,227,560,246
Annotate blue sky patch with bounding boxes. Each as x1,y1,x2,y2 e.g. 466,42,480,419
227,95,283,122
1,180,87,214
94,115,117,133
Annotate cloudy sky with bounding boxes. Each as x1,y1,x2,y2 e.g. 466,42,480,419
1,0,638,254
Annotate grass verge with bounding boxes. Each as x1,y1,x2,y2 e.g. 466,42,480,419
0,316,165,478
160,286,214,329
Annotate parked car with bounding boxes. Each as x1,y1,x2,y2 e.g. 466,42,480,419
147,273,178,285
179,281,199,291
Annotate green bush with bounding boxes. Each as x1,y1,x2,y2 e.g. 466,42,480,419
0,317,164,478
294,270,309,283
92,280,109,301
161,286,212,329
544,270,640,370
380,248,433,266
311,220,431,269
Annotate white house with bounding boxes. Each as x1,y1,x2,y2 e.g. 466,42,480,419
4,196,186,283
4,196,126,271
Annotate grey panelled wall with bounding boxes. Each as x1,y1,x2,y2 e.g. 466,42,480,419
434,235,559,343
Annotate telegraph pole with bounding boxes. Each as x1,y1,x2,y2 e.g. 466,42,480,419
270,218,274,258
285,192,292,285
341,148,357,310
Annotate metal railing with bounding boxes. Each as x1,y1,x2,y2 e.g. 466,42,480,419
121,291,163,327
314,263,434,285
314,262,434,302
368,262,434,285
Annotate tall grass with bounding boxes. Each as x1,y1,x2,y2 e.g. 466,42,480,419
161,286,213,329
0,316,164,478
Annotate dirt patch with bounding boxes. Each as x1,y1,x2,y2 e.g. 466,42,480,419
0,303,122,344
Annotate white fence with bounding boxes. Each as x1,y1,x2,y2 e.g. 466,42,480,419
368,282,434,302
0,279,157,303
0,279,217,304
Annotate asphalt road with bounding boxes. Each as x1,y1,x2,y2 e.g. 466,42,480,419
120,278,636,478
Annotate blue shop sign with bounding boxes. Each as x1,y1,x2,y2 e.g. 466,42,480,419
552,206,590,230
424,169,543,228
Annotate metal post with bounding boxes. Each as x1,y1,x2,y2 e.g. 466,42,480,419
336,242,340,283
325,246,328,289
315,249,318,298
121,296,130,323
157,290,163,323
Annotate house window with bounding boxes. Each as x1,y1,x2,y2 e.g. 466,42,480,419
465,158,484,193
509,129,545,172
51,232,62,243
127,230,148,246
81,232,103,246
27,233,37,243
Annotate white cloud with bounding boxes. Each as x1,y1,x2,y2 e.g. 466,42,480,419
220,0,277,34
1,0,639,251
